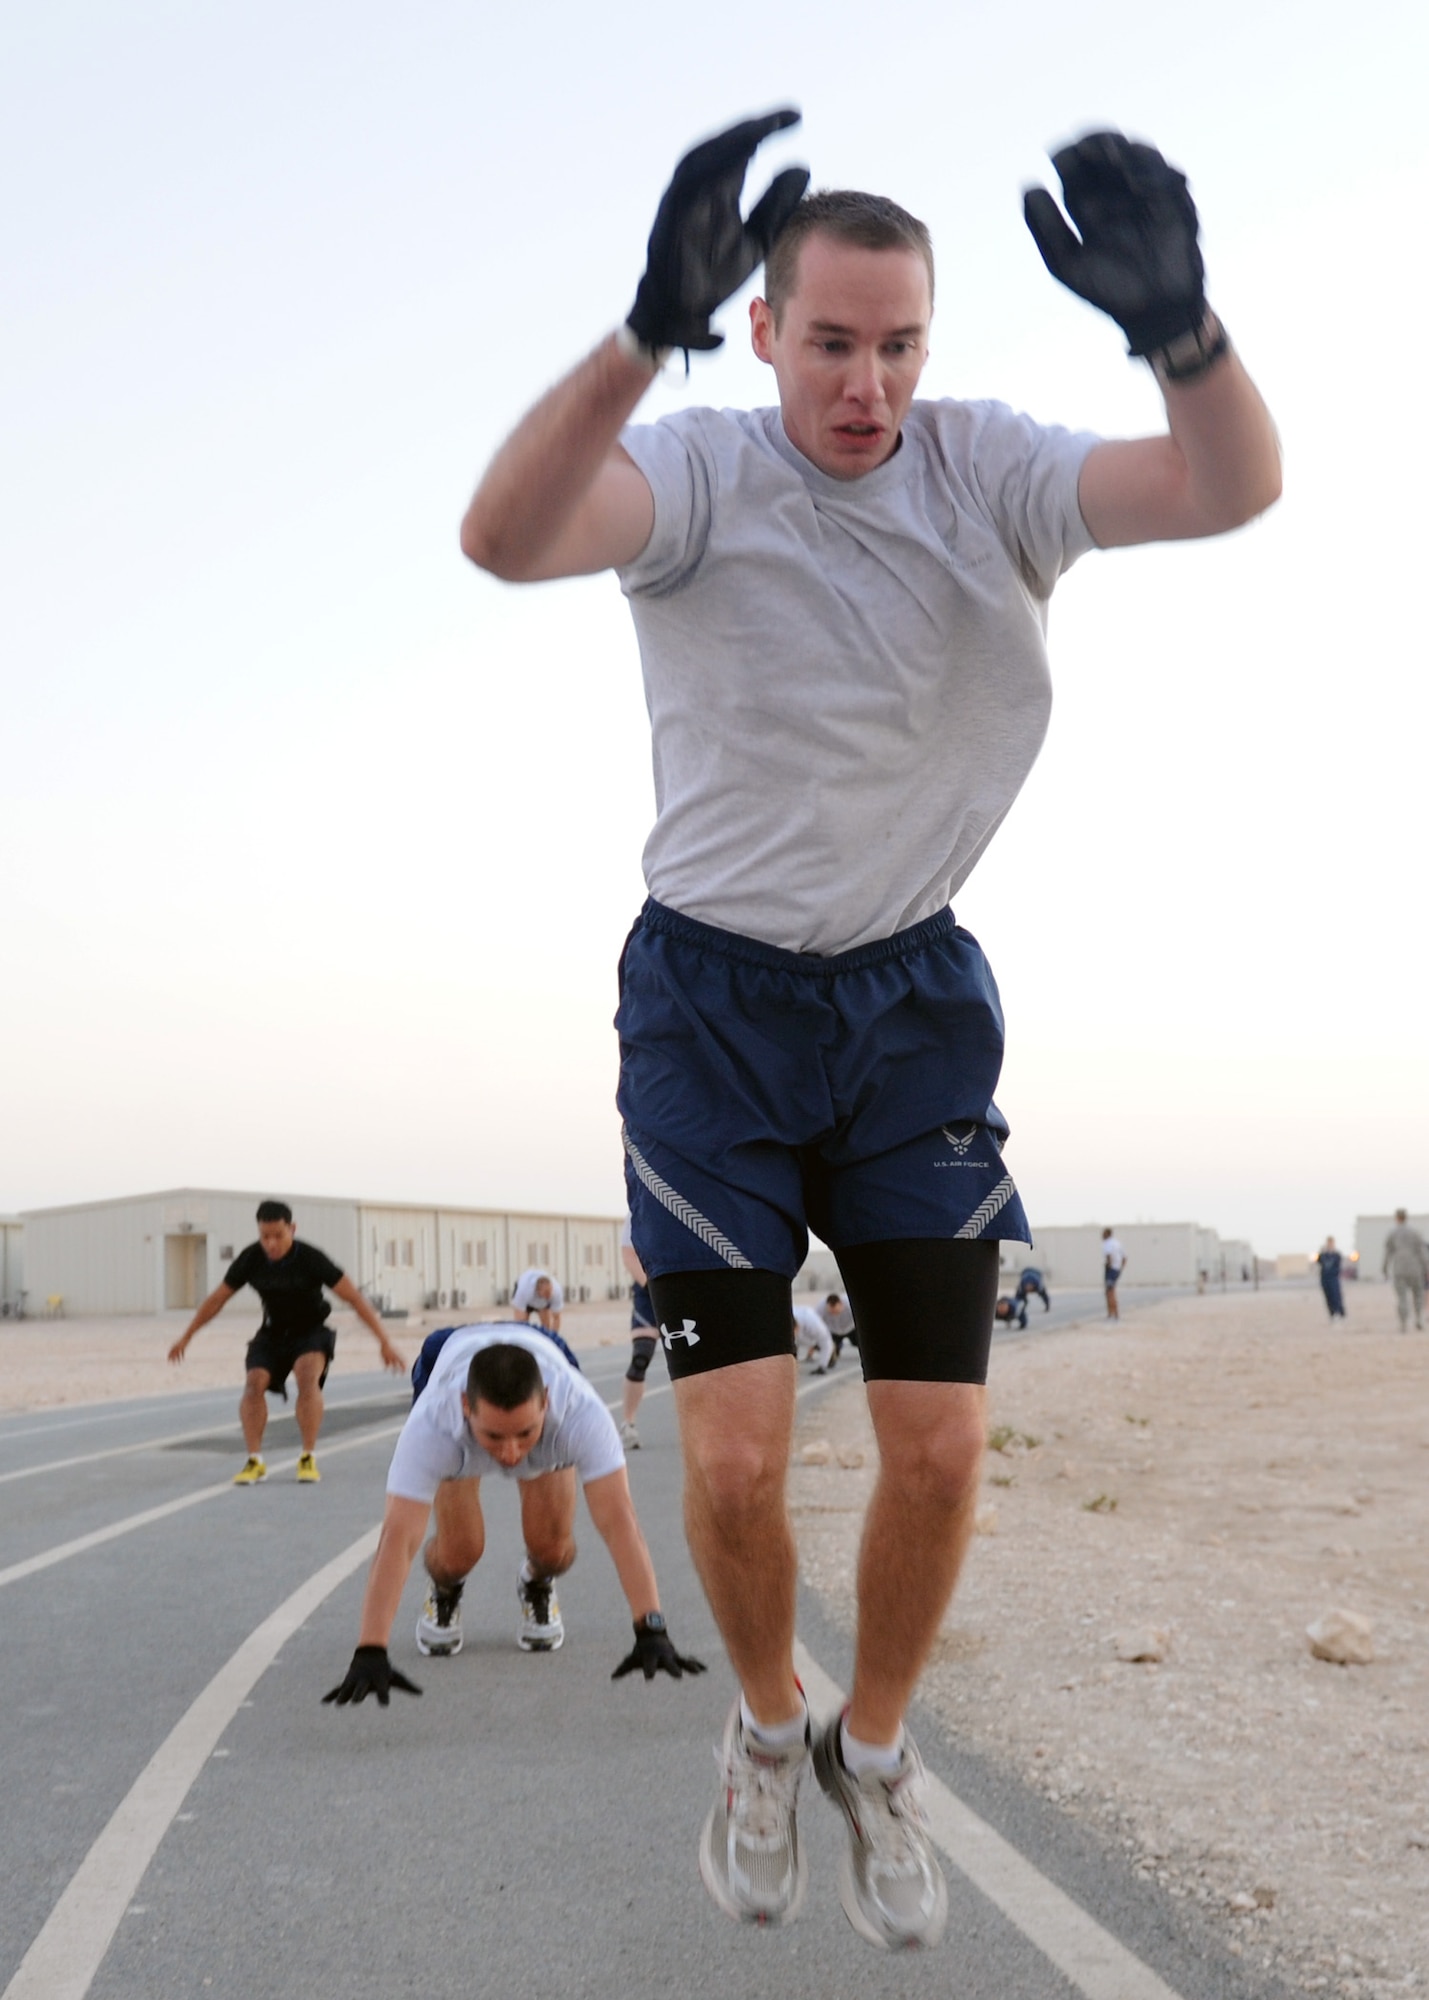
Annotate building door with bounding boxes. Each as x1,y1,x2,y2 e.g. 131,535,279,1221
165,1234,207,1310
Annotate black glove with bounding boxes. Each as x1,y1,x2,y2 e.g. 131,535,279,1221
1023,131,1206,356
626,109,810,355
322,1644,423,1707
611,1615,707,1682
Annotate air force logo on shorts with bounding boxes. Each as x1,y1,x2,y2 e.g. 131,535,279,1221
661,1318,700,1350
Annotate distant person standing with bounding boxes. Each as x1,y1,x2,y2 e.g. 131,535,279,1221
1382,1211,1427,1331
168,1200,406,1484
511,1268,564,1331
1102,1228,1127,1320
1314,1237,1346,1320
620,1219,658,1449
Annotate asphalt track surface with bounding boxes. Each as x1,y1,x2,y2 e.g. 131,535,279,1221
1,1323,1293,2000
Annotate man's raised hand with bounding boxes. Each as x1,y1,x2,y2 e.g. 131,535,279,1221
626,109,810,358
1023,131,1207,356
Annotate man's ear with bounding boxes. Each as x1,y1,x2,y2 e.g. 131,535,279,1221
750,296,775,364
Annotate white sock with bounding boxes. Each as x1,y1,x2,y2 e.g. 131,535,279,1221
840,1719,904,1780
740,1694,809,1754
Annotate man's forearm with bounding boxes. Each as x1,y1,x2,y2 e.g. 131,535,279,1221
600,1508,660,1621
357,1512,426,1647
1157,341,1282,532
460,333,656,580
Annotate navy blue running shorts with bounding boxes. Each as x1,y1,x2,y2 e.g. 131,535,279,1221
616,899,1029,1287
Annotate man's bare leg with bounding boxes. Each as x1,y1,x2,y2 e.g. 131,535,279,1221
292,1351,325,1453
846,1379,986,1745
518,1467,579,1578
239,1368,270,1453
673,1354,801,1724
425,1477,485,1586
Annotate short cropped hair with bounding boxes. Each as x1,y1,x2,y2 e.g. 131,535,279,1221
764,190,935,325
467,1343,545,1411
256,1200,293,1224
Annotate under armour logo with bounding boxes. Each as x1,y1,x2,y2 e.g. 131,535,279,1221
661,1319,700,1349
941,1124,977,1155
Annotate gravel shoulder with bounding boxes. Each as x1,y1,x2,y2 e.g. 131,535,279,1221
792,1284,1429,1999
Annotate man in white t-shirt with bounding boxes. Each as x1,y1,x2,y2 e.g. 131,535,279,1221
511,1268,564,1330
793,1303,835,1373
459,111,1279,1947
323,1324,703,1703
1102,1230,1127,1320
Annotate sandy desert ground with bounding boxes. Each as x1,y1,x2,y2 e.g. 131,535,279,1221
4,1283,1425,1997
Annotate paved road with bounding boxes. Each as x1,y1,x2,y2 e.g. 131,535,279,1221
0,1339,1292,2000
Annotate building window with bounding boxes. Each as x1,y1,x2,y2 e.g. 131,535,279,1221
460,1240,474,1268
384,1240,397,1268
402,1240,415,1267
475,1242,488,1267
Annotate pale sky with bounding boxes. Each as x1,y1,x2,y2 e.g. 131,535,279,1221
4,0,1426,1258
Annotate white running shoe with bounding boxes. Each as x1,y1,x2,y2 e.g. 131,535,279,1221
698,1701,809,1925
620,1420,641,1450
812,1714,948,1948
517,1569,564,1651
415,1578,464,1657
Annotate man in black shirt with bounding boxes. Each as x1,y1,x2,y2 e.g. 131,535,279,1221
168,1200,405,1484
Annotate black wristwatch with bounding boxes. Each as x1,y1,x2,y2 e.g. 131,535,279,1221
637,1612,667,1634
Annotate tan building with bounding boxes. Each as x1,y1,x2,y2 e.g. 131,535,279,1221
20,1188,624,1317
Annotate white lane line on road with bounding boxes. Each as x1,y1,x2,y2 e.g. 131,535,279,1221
0,1423,403,1590
793,1643,1187,2000
0,1389,408,1486
1,1527,380,2000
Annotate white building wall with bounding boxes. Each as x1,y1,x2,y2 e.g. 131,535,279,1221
21,1190,362,1316
361,1206,439,1315
1114,1223,1201,1287
996,1221,1207,1288
564,1216,624,1302
435,1210,504,1314
505,1214,568,1301
24,1194,165,1314
1,1218,24,1314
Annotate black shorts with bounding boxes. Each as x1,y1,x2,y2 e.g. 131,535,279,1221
647,1238,999,1386
245,1323,334,1398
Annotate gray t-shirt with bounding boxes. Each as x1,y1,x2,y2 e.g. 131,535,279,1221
618,399,1098,955
385,1324,624,1504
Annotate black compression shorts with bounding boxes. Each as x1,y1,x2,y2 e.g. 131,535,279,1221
647,1239,998,1385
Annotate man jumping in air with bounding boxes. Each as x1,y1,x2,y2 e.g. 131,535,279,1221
168,1199,406,1484
460,109,1279,1948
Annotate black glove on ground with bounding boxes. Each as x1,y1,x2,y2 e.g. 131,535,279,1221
322,1644,423,1707
1023,130,1206,355
626,108,809,355
611,1619,707,1682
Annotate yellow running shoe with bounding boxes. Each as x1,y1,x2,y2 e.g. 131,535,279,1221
233,1455,267,1486
296,1453,321,1484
